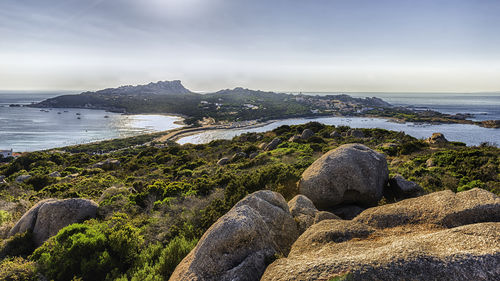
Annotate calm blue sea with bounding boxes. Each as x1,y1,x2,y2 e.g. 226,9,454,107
0,92,183,152
179,92,500,147
1,91,499,151
326,92,500,121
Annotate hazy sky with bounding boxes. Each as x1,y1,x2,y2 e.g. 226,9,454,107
1,0,499,92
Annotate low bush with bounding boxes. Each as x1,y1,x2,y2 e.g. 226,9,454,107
31,214,144,281
0,257,38,281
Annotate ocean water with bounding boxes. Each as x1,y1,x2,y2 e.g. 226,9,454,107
177,116,500,146
1,91,499,151
302,92,500,121
178,92,500,147
0,92,183,152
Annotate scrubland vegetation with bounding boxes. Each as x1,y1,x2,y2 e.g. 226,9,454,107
0,122,498,280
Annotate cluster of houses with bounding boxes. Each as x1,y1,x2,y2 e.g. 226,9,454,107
0,149,13,158
295,96,363,114
0,149,21,159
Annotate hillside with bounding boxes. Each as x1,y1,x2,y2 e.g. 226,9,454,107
30,80,499,128
0,123,498,280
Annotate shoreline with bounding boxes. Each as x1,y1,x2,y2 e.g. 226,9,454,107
3,107,499,153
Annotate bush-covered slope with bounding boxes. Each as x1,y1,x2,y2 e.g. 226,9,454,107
0,122,498,280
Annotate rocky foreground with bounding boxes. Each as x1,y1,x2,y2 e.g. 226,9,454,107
5,143,499,280
169,144,500,281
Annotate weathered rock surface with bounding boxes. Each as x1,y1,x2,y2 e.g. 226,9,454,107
427,132,448,144
265,138,282,151
170,190,298,281
217,157,229,166
300,129,314,139
262,189,500,281
231,152,247,162
288,195,340,233
330,204,366,220
92,159,120,170
313,211,340,224
329,131,341,138
288,195,317,218
248,152,259,159
9,198,98,246
349,129,365,138
355,188,499,229
388,174,425,199
298,144,388,209
48,171,61,177
15,175,31,183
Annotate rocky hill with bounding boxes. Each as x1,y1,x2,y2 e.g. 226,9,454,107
82,80,193,96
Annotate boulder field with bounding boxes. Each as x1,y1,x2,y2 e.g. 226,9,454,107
171,144,500,281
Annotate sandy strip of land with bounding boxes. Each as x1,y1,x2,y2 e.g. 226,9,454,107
155,120,275,143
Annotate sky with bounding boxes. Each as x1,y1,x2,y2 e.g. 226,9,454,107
1,0,499,92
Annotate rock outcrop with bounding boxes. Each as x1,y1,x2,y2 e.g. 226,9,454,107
92,159,120,170
265,138,282,151
231,152,247,162
298,144,388,209
329,131,341,138
261,189,500,281
170,190,298,281
388,174,425,199
300,129,314,139
15,175,31,183
355,188,499,228
9,198,98,246
427,132,448,144
217,157,229,166
48,171,61,177
349,129,365,138
288,195,339,233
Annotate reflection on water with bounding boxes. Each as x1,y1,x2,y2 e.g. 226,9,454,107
177,117,500,147
0,106,183,151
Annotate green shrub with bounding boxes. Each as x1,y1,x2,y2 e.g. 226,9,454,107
0,231,36,259
156,236,198,278
0,257,38,281
31,214,144,281
457,180,485,192
0,210,11,226
25,174,56,191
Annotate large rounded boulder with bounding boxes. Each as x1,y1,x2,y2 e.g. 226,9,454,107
169,190,298,281
9,198,98,246
298,143,388,209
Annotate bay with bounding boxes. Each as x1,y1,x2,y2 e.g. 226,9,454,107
0,92,183,152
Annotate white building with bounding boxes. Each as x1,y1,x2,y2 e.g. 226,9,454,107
0,149,13,158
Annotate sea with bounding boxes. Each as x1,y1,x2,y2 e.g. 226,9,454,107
0,92,183,152
177,92,500,147
1,91,499,151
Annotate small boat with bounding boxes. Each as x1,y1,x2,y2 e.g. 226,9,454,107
77,117,81,119
57,112,62,114
76,113,81,115
104,115,109,118
64,110,68,113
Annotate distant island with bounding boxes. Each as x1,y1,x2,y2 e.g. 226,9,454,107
31,80,500,128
